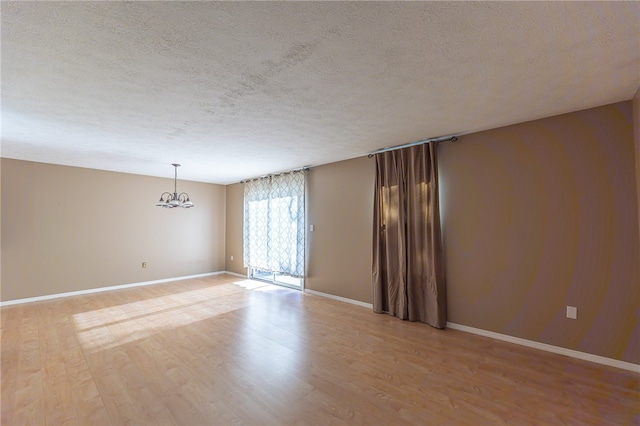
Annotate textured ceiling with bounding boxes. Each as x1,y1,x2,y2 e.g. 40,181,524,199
2,2,639,184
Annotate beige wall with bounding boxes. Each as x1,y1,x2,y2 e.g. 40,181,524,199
1,159,226,301
439,101,639,364
306,156,375,302
4,100,638,363
225,183,246,276
224,158,375,301
222,102,639,363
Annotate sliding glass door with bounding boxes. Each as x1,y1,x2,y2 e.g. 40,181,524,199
243,170,305,290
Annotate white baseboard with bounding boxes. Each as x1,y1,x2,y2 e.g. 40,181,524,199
300,293,638,373
304,288,373,309
447,322,640,373
4,275,636,373
290,289,639,373
223,271,248,278
0,271,226,307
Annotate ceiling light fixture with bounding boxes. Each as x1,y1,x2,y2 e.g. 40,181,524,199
156,163,194,208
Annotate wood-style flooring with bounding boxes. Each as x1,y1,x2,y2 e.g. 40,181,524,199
1,274,638,425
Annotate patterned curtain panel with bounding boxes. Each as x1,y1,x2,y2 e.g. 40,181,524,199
243,171,305,277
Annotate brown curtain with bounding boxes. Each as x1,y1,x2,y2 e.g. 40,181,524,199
372,143,446,328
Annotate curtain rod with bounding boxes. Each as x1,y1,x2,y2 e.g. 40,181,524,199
240,166,310,184
367,135,458,158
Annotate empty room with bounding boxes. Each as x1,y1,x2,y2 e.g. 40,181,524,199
1,2,639,425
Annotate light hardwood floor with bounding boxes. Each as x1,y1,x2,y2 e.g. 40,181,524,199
1,274,638,425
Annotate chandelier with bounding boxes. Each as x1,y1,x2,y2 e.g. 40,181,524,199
156,164,194,208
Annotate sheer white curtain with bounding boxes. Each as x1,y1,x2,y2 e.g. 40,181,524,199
243,171,305,278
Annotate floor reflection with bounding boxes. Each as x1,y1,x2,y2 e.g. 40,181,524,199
73,283,250,353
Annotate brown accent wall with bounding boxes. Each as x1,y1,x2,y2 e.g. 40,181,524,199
439,101,639,364
1,159,226,301
306,156,375,303
225,183,247,276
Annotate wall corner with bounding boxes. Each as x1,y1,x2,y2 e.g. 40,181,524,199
633,88,640,249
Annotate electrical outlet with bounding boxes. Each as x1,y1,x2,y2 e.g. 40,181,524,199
230,255,234,261
566,306,577,319
310,224,314,232
142,261,147,269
